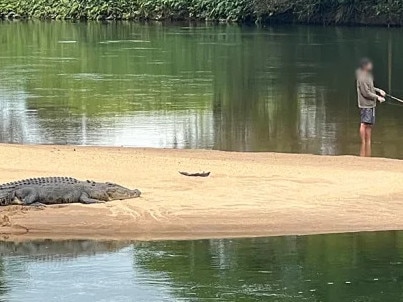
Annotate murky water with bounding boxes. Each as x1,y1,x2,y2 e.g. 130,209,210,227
1,22,403,157
0,232,401,301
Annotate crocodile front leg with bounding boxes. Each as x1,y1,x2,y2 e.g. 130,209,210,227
79,193,105,204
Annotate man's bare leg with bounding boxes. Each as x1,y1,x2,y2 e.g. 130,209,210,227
359,123,367,157
365,125,372,157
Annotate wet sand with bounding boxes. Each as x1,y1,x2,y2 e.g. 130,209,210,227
0,144,402,241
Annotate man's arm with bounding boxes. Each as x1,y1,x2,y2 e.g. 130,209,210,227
358,79,378,100
374,87,386,96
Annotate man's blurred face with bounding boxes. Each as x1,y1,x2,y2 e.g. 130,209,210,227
365,62,373,72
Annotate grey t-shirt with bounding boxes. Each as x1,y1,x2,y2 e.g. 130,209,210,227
356,69,378,108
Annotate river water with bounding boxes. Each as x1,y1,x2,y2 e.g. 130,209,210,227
0,232,401,301
2,22,402,302
1,21,403,157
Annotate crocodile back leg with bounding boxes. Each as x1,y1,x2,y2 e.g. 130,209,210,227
0,191,15,206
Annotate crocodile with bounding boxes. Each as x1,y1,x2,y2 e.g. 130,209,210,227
0,177,141,206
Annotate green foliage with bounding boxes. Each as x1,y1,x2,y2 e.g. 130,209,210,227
0,0,254,22
1,0,403,24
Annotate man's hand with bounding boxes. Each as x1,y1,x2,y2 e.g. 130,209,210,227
377,96,385,103
379,89,386,97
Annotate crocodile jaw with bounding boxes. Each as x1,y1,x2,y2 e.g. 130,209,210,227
107,188,141,200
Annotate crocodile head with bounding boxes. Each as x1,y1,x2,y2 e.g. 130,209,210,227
104,182,141,200
85,181,141,201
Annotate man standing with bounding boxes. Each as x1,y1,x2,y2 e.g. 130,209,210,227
356,58,385,157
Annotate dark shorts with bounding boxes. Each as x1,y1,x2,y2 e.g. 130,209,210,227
360,108,375,125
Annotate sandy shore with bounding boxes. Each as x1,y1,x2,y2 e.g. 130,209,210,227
0,144,402,241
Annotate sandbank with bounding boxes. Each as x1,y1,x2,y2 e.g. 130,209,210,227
0,144,402,241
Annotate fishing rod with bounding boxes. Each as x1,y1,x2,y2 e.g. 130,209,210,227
385,93,403,104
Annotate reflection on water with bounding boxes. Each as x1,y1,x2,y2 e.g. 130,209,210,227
0,240,174,301
0,233,402,301
1,22,403,157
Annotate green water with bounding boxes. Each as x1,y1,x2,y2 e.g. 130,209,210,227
1,21,403,157
0,232,402,301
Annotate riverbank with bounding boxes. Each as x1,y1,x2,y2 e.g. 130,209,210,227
0,144,402,241
1,0,403,25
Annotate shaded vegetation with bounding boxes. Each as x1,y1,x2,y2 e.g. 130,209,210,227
1,0,403,25
254,0,403,25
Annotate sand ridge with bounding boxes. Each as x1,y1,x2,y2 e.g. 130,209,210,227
0,143,402,241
